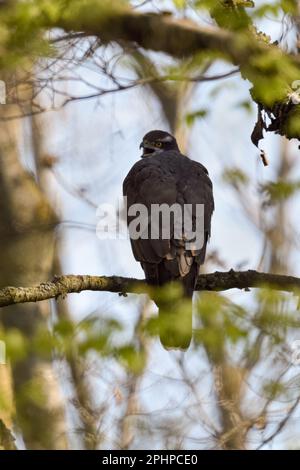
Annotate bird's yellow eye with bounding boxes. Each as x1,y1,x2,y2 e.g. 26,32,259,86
156,142,162,148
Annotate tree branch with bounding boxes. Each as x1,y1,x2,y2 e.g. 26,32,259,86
51,2,284,67
0,270,300,308
3,1,300,139
46,1,300,139
23,0,298,101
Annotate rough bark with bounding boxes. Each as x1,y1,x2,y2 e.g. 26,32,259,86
0,418,16,450
0,74,68,449
0,270,299,308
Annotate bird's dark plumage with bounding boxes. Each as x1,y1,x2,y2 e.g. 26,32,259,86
123,130,214,349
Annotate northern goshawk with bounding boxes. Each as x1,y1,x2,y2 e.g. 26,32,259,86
123,130,214,349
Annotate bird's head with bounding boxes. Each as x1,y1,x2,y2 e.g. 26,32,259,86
140,130,179,158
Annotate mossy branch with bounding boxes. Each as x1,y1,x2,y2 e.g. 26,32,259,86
0,270,300,308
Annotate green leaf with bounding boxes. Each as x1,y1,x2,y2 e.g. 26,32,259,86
4,328,28,363
186,109,208,126
260,180,300,203
173,0,187,8
235,100,253,113
117,345,146,374
223,168,250,187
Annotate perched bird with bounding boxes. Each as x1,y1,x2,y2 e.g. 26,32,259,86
123,130,214,349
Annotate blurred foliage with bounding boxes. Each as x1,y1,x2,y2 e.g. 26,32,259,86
1,284,298,388
0,0,298,145
1,279,300,447
260,179,300,204
195,292,248,351
185,109,209,126
0,0,128,69
235,99,253,113
222,167,250,187
3,327,29,362
251,1,282,19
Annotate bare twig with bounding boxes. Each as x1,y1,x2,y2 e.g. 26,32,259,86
0,69,238,121
256,396,300,449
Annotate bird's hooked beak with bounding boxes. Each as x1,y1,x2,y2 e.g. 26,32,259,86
139,141,157,158
139,141,147,158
